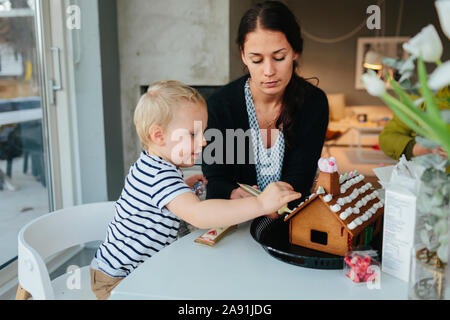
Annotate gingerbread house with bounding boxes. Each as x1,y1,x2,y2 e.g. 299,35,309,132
283,157,384,256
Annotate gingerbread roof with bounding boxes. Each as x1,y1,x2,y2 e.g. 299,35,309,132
283,170,384,237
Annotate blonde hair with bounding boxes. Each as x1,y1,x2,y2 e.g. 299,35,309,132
134,80,206,149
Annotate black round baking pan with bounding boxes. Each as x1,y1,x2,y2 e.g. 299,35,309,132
250,216,345,269
250,216,383,270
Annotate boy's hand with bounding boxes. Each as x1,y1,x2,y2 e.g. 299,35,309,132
257,182,301,215
184,174,208,189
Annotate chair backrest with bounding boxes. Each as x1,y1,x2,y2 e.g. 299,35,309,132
17,201,116,300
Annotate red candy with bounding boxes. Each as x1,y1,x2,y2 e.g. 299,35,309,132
344,253,378,284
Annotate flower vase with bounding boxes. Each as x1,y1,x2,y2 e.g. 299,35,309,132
409,245,447,299
408,167,449,300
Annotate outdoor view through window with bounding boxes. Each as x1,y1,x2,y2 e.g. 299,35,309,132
0,0,49,270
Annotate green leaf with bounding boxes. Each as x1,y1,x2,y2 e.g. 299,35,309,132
387,75,428,118
381,57,402,70
385,76,447,140
417,57,441,120
380,93,434,139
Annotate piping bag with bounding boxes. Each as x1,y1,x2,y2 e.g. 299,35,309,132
238,183,293,215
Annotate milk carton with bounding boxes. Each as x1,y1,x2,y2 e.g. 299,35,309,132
373,156,425,282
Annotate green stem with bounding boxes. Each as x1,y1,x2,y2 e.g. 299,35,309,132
380,94,433,138
436,59,443,66
417,57,441,120
381,93,450,154
386,76,448,136
380,89,438,138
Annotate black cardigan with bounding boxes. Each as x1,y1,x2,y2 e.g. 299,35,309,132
201,75,329,204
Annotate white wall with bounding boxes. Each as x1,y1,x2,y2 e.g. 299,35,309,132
117,0,231,170
70,0,108,203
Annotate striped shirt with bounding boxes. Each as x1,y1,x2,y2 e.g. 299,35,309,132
93,151,193,278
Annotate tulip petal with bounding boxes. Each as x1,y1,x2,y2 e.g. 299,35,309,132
402,25,443,63
428,60,450,91
361,70,386,97
435,0,450,40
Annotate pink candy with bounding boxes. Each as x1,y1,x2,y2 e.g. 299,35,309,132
344,254,378,284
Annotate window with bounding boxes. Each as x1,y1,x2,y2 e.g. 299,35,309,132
310,230,328,246
0,1,50,271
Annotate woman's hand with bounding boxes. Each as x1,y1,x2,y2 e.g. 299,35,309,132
431,147,447,159
184,174,208,189
264,212,280,219
256,182,301,216
413,144,448,159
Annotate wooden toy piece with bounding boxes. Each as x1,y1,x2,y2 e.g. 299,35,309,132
194,225,238,247
283,157,384,257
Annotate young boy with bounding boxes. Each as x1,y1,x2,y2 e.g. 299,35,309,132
89,80,301,299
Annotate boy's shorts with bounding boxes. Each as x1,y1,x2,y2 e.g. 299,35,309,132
89,268,124,300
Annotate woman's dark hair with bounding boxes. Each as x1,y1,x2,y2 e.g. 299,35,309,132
237,0,309,148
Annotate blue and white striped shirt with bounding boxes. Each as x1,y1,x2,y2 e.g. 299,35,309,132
93,151,193,278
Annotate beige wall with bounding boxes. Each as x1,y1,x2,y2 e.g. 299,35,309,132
116,0,230,169
287,0,450,106
115,0,450,172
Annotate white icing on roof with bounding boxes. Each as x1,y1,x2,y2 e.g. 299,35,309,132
330,204,341,212
286,170,385,235
316,186,325,195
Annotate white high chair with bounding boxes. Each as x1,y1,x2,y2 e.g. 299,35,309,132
16,201,116,300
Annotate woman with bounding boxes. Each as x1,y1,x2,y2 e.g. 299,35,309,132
202,1,329,214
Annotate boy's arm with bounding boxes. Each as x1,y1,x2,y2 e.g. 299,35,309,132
166,182,301,229
167,193,263,229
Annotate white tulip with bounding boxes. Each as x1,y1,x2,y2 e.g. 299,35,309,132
428,60,450,90
435,0,450,40
361,70,386,97
403,25,443,63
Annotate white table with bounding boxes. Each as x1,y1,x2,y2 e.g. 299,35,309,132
328,119,396,164
110,221,409,300
0,108,42,126
353,126,393,164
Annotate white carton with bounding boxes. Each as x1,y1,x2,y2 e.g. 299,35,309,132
382,186,417,282
372,156,424,282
